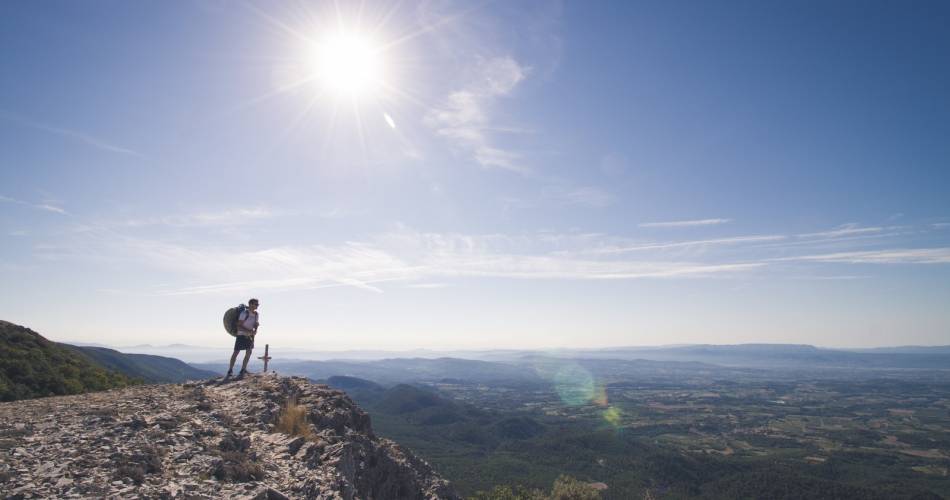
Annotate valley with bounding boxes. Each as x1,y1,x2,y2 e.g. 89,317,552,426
320,359,950,498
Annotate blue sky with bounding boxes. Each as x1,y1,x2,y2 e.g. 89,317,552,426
1,0,949,349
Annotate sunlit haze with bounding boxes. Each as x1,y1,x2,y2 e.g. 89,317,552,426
1,1,949,351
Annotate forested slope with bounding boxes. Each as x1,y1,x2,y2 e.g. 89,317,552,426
0,320,136,401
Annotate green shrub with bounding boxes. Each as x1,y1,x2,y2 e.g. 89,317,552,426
470,475,600,500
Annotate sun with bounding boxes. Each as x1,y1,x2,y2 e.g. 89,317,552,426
309,33,384,98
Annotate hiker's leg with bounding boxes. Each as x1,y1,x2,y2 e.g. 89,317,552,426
228,350,239,373
241,349,252,371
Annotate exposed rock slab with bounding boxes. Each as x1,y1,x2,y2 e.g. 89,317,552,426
0,373,459,499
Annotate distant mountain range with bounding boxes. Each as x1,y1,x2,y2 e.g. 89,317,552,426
190,342,950,388
194,357,548,386
83,340,950,365
568,344,950,369
63,345,216,383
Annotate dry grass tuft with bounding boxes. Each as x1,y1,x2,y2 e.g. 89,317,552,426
276,396,313,439
213,451,264,482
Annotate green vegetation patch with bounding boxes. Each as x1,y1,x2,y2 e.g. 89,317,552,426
0,320,137,401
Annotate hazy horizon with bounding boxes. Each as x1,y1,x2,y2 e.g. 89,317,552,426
46,334,950,353
2,1,949,350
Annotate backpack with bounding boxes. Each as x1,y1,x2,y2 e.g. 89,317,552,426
223,304,247,337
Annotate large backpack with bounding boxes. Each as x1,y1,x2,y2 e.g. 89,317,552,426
223,304,247,337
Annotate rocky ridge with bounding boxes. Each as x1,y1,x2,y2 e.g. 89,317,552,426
0,373,459,499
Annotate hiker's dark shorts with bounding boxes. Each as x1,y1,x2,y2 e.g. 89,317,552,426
233,335,254,351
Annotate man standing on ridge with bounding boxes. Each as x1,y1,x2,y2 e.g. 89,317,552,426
227,298,259,378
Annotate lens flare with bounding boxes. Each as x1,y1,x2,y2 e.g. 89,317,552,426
553,364,596,406
592,384,608,406
603,406,622,427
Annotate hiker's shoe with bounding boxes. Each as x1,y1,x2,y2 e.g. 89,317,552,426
237,369,249,379
224,370,233,379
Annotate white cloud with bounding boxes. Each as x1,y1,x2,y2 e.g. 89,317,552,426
426,56,530,173
1,110,144,158
563,187,613,208
406,283,450,289
797,224,884,239
780,248,950,265
791,275,870,281
591,235,785,255
52,220,950,296
545,185,614,208
743,224,907,252
0,195,69,215
639,218,732,228
69,227,766,296
120,207,282,228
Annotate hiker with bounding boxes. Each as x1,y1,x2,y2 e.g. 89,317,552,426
227,298,260,378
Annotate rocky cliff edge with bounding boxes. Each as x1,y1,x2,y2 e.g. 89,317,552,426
0,373,459,499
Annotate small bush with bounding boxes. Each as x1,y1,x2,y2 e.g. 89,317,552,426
473,476,600,500
213,451,264,482
219,432,251,453
276,396,313,439
134,446,164,474
115,465,145,484
112,446,162,484
550,475,601,500
470,484,546,500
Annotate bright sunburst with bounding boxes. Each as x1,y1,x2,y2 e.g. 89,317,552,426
309,32,384,97
237,2,447,162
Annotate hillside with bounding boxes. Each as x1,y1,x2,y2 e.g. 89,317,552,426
0,373,459,499
64,345,217,383
0,320,136,401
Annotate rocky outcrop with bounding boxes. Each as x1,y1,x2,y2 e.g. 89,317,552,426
0,373,459,499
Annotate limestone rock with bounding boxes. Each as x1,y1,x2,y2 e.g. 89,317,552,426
0,373,459,499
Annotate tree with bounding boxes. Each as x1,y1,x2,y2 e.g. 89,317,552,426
550,475,601,500
471,475,600,500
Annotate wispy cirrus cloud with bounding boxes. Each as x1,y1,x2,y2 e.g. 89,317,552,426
406,283,450,289
1,110,144,158
63,226,766,296
779,248,950,265
797,223,884,239
118,207,283,228
639,218,732,228
425,56,530,173
548,185,614,208
744,224,909,252
45,220,950,296
590,235,785,255
0,195,69,215
498,184,614,212
791,275,871,281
